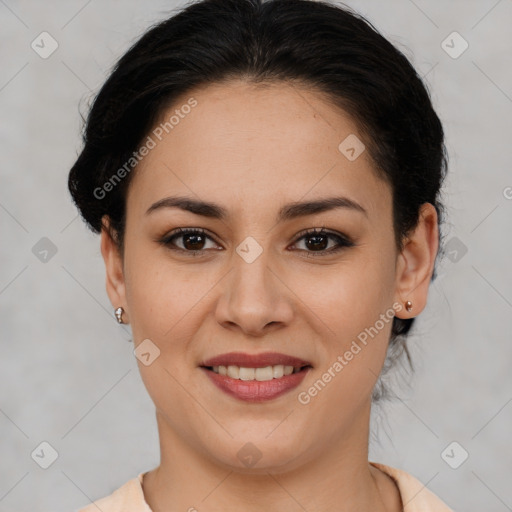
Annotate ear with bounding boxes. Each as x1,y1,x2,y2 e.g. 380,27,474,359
100,217,129,323
393,203,439,319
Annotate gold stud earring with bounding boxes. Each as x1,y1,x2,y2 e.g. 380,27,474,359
115,307,125,324
405,301,413,312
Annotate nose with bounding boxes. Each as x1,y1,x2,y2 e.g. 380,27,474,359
214,246,294,337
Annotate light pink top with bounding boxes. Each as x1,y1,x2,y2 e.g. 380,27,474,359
77,461,454,511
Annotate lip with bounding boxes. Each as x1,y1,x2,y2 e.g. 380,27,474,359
200,366,311,402
200,351,312,368
199,352,312,403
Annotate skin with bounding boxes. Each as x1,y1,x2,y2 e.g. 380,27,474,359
101,79,438,512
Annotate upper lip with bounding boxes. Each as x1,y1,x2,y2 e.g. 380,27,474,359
201,352,312,368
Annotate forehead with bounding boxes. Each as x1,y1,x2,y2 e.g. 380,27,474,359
128,79,390,221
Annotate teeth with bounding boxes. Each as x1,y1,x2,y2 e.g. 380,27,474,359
211,364,303,381
273,365,284,378
227,365,240,379
284,365,294,376
239,367,255,380
255,366,274,381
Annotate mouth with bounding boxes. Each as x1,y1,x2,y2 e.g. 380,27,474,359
202,363,311,381
199,352,313,402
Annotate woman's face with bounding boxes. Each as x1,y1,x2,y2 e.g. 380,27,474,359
102,80,437,471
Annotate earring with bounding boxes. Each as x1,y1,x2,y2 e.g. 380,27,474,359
405,300,413,312
115,307,125,324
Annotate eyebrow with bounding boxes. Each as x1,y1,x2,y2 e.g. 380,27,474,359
146,195,368,221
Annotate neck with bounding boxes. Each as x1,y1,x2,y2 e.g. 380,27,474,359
142,403,399,512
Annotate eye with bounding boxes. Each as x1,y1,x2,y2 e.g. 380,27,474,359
159,226,354,258
290,227,354,257
160,228,221,255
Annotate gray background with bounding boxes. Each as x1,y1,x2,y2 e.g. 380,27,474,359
1,0,511,511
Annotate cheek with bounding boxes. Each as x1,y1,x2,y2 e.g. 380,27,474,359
305,248,398,401
122,246,207,423
299,261,397,424
123,242,199,341
124,231,397,348
315,249,397,337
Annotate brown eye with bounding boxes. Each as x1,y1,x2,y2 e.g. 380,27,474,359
159,227,354,258
180,232,206,251
160,228,221,255
291,228,354,257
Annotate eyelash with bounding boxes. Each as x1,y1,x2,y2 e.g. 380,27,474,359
159,227,355,258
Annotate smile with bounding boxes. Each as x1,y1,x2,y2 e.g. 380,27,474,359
199,352,312,402
208,364,305,381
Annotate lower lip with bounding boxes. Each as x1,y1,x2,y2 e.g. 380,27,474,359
200,367,311,402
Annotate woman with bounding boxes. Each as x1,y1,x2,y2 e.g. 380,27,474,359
69,0,453,510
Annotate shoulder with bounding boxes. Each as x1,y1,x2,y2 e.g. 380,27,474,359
76,472,152,512
76,465,454,511
370,461,455,511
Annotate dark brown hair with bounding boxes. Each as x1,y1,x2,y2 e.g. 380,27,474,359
68,0,448,402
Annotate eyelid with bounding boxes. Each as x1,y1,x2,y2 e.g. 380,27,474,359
159,226,355,256
160,227,222,248
289,227,355,253
292,226,352,243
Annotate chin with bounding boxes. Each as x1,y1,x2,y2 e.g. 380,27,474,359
200,431,312,474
